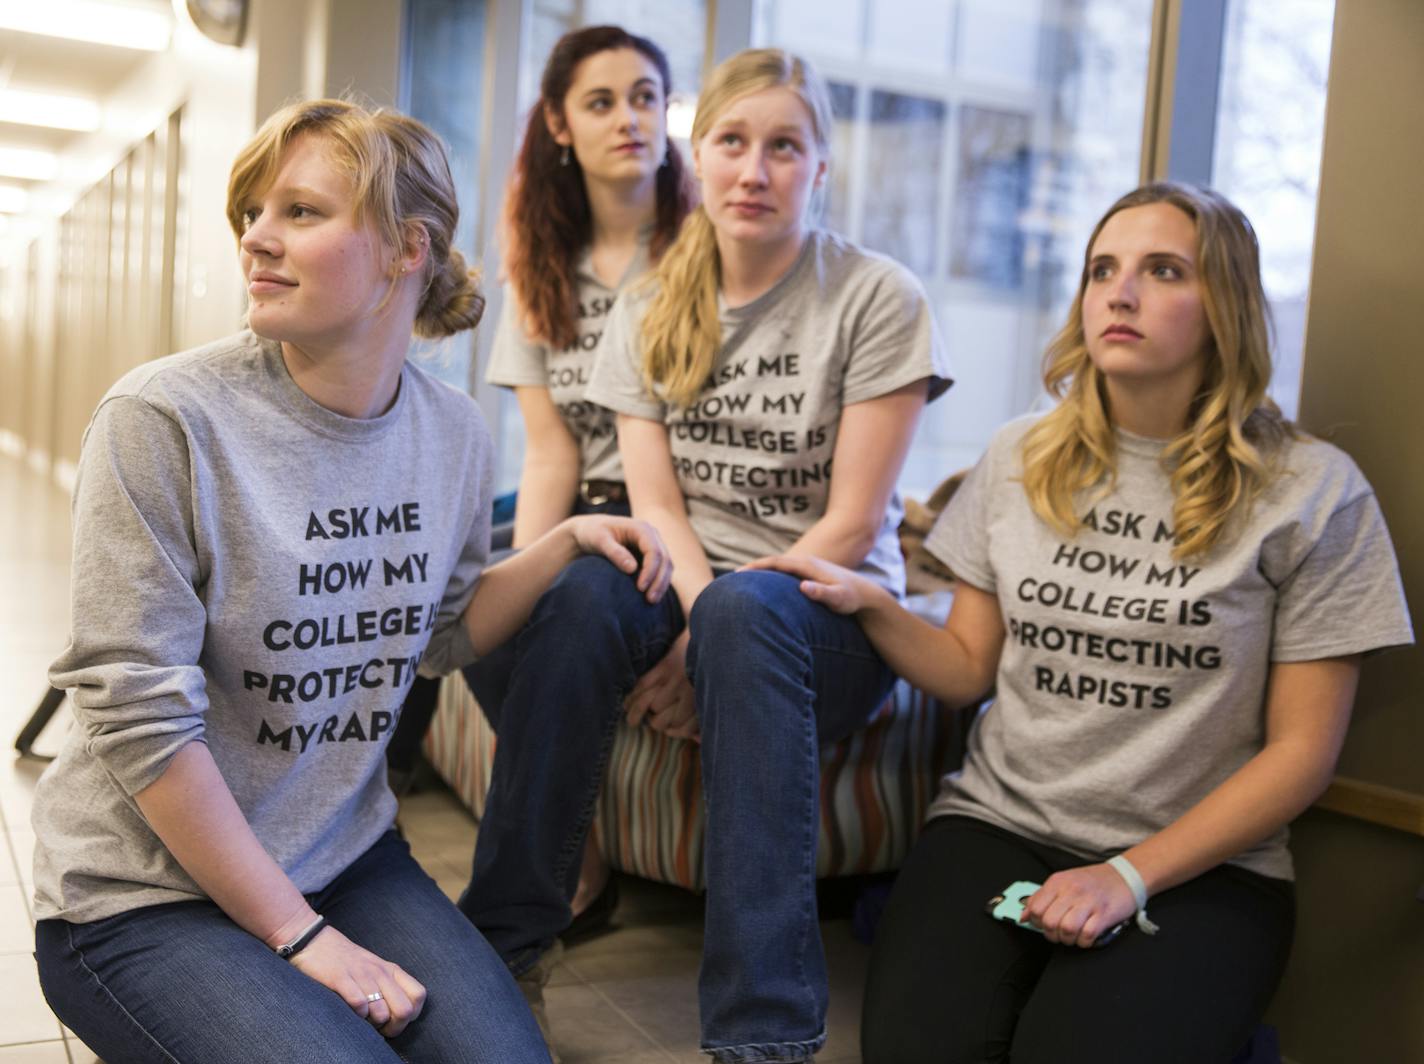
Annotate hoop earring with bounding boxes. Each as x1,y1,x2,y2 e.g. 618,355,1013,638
560,145,571,167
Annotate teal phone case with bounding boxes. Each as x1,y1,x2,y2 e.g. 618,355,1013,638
985,879,1044,933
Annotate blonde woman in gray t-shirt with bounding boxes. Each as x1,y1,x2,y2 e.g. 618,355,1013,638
751,184,1412,1062
457,49,950,1063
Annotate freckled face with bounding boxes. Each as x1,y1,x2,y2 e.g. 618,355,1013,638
694,86,827,251
1082,202,1213,390
552,47,668,186
237,134,394,350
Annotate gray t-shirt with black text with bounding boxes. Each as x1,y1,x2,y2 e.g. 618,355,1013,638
486,237,652,484
33,331,492,923
925,416,1413,880
586,229,952,592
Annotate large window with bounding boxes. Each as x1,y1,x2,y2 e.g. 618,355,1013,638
401,0,1336,498
1212,0,1335,419
757,0,1155,491
525,0,706,115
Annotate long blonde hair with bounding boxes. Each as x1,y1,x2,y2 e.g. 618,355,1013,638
1019,183,1289,558
228,98,483,338
638,49,832,408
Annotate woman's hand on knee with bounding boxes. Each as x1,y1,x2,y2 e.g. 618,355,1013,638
290,924,428,1037
625,632,699,741
740,554,882,615
567,516,673,603
1023,864,1137,949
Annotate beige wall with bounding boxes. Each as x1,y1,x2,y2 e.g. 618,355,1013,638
1267,2,1424,1061
2,19,260,478
251,0,404,122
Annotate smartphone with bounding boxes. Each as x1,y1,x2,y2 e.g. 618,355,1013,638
985,880,1127,948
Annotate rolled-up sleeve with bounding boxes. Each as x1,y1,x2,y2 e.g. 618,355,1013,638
49,396,209,795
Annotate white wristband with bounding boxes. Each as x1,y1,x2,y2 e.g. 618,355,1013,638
1107,855,1160,936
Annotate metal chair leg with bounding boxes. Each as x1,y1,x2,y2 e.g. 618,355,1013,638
15,686,66,760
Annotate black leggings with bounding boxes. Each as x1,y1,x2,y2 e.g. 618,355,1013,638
862,816,1294,1064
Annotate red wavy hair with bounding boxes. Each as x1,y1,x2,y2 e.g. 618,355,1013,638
502,25,694,349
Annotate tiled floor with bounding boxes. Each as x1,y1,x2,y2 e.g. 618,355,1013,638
0,451,868,1063
402,789,870,1064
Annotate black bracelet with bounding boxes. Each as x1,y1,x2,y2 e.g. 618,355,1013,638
275,914,326,959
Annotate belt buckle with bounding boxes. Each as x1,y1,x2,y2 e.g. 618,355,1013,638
581,481,612,507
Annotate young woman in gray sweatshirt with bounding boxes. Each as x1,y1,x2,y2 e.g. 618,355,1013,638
31,98,669,1064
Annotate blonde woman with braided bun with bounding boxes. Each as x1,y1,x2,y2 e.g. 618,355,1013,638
31,98,671,1064
459,48,949,1064
751,183,1412,1062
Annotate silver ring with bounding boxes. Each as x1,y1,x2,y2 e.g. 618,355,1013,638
366,992,384,1003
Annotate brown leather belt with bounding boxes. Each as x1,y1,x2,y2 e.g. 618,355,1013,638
580,479,628,506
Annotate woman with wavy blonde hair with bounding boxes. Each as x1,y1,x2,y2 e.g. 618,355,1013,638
1020,182,1286,560
30,98,670,1063
458,48,950,1063
753,183,1412,1062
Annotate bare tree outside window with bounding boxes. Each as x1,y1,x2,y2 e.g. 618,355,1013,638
1213,0,1335,418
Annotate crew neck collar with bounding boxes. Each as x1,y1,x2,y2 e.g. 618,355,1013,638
259,334,410,442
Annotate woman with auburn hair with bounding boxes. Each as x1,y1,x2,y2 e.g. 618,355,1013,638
751,183,1413,1062
459,47,950,1063
30,98,670,1064
488,23,692,544
386,23,692,927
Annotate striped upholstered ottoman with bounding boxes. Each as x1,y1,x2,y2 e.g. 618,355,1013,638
422,607,971,891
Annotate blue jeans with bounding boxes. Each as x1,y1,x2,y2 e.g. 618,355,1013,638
460,497,633,733
386,496,629,774
458,555,684,973
36,831,550,1064
459,560,893,1063
689,571,895,1062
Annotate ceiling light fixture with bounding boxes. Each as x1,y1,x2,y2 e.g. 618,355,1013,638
0,2,172,51
0,147,58,181
0,88,101,132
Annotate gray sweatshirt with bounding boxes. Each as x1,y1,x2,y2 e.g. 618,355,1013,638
33,331,491,923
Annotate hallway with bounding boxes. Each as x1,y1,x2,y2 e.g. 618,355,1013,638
0,451,868,1063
